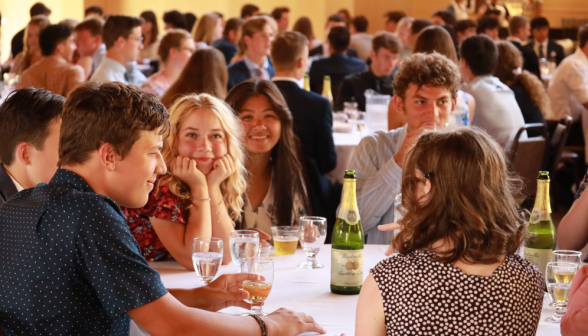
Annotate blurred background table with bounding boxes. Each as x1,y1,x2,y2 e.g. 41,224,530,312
329,131,365,184
131,245,562,336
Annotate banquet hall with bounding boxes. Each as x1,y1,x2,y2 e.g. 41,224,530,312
0,0,587,335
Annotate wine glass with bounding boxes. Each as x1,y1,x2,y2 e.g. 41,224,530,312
298,216,327,269
192,237,223,285
241,257,274,316
545,261,578,323
548,250,583,306
229,230,260,272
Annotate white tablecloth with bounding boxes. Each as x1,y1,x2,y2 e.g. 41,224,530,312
131,245,561,336
328,132,365,184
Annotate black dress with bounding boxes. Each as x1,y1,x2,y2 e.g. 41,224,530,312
371,250,545,336
509,80,547,138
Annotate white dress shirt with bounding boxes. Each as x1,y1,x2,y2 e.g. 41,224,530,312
548,49,588,158
5,170,23,192
461,75,526,149
243,54,270,80
272,76,304,88
346,126,407,244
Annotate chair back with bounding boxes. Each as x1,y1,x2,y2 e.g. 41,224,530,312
509,123,548,197
547,116,573,177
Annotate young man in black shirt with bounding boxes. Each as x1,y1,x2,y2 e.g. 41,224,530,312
336,32,401,112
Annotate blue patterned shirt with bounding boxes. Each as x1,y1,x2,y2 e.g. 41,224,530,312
0,169,167,335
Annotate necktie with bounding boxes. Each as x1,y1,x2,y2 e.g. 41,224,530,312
538,44,544,59
124,72,131,84
255,68,267,80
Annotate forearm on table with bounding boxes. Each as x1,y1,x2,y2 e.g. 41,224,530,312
209,186,234,265
557,193,588,250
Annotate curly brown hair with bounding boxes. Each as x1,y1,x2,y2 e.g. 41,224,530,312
395,127,526,265
392,52,461,101
494,40,553,119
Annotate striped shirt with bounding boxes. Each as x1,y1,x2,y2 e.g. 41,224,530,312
347,126,407,244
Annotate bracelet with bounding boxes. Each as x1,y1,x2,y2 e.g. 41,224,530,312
192,197,211,202
249,314,268,336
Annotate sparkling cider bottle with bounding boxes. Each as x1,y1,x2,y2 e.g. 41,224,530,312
331,170,364,295
524,171,556,274
303,73,310,91
322,75,334,112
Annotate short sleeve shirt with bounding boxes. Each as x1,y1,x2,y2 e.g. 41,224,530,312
123,178,188,262
0,169,167,335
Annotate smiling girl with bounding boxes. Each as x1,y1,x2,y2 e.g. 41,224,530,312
225,79,310,234
124,93,246,269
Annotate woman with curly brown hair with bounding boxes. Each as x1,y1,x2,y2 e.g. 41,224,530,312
355,127,545,336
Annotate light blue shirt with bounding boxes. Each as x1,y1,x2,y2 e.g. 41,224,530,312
243,54,270,80
90,56,146,86
461,75,526,149
92,44,106,73
346,126,407,244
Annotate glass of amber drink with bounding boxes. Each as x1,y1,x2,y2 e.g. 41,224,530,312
271,226,299,255
545,262,578,323
241,257,274,316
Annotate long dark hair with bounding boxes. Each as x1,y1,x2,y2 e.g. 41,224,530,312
161,48,228,107
225,79,311,228
140,11,159,47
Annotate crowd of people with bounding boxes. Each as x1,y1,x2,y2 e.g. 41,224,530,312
0,1,588,335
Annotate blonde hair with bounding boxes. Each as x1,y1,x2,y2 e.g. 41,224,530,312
161,94,247,221
193,12,220,45
237,15,277,56
20,15,51,74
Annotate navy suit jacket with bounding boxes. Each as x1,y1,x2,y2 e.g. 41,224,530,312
211,38,237,65
524,39,565,66
0,164,18,207
227,60,275,91
511,40,541,79
308,54,367,99
273,80,337,217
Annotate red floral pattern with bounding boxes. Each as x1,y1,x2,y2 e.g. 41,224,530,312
123,178,188,262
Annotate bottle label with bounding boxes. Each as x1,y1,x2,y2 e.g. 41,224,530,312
337,208,361,225
530,209,551,223
524,247,552,273
331,248,364,287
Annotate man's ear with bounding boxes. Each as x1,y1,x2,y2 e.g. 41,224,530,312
393,95,406,116
97,143,118,172
243,35,252,48
115,35,126,47
15,143,32,166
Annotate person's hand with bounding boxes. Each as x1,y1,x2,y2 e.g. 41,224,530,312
191,273,259,312
249,228,271,243
172,156,207,190
302,224,320,243
477,4,488,16
206,154,235,188
378,222,402,256
264,308,326,335
393,124,434,168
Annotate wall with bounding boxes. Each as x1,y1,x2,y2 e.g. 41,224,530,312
0,0,83,62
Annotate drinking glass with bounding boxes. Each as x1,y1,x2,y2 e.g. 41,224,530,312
547,250,583,306
229,230,260,271
545,262,579,323
271,226,299,255
347,110,367,135
241,257,274,316
298,216,327,269
192,237,223,285
258,241,272,257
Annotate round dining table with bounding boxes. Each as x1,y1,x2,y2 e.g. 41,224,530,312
130,245,562,336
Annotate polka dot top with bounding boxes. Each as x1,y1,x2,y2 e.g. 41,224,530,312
0,169,168,335
371,250,545,336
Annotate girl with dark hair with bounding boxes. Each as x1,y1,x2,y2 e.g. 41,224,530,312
139,11,161,60
355,127,545,336
161,48,228,107
225,79,310,233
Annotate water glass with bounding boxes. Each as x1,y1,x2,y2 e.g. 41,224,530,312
298,216,327,269
229,230,260,271
344,101,358,114
545,261,578,323
347,110,367,135
258,241,272,258
192,237,223,285
271,226,299,255
241,257,274,316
